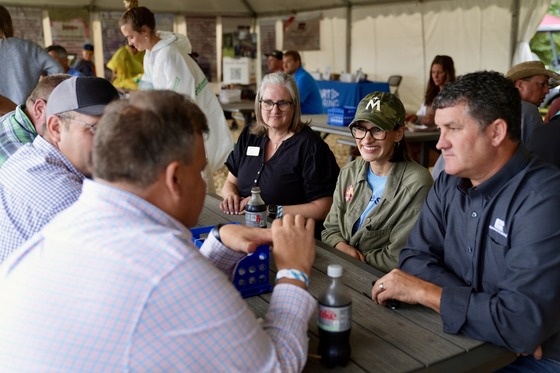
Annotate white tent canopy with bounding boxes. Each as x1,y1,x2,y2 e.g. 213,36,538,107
1,0,550,110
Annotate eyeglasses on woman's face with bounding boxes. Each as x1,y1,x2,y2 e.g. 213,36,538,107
259,99,293,112
350,124,388,140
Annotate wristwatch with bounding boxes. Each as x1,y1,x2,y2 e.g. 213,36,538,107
211,223,224,244
268,204,278,219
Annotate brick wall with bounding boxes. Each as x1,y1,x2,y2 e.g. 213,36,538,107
186,17,217,82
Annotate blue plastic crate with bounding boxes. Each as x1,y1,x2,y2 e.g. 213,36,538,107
327,106,357,126
191,225,272,298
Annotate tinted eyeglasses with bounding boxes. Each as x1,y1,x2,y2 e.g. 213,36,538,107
259,99,293,112
350,124,388,140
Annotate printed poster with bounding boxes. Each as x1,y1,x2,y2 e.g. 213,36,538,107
49,8,90,56
283,12,321,51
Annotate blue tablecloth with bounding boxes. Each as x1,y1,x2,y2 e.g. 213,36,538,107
317,81,390,109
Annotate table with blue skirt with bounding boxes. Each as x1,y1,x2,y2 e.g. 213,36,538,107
316,81,390,109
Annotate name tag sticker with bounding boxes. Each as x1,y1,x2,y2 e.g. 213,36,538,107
247,146,260,156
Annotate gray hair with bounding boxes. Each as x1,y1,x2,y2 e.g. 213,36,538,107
45,45,69,60
251,71,308,136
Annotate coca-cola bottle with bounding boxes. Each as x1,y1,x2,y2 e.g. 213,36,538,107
317,264,352,368
245,186,267,228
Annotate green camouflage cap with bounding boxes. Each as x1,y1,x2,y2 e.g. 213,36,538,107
349,91,405,131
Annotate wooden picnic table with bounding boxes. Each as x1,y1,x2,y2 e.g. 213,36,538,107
220,99,255,128
198,194,516,373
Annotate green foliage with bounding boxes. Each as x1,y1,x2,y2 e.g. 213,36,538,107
530,2,560,71
550,1,560,16
531,33,560,69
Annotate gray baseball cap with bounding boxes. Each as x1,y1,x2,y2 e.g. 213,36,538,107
46,76,119,118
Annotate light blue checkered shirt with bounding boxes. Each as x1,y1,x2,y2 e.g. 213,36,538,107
0,105,37,167
0,135,84,263
0,180,316,372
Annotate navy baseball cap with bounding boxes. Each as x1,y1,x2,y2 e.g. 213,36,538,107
265,50,283,60
46,76,119,117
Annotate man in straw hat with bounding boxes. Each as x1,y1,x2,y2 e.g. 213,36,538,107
506,60,560,142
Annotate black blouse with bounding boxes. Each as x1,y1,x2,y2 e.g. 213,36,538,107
225,125,340,206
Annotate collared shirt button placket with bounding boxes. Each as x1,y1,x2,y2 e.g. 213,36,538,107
467,212,477,255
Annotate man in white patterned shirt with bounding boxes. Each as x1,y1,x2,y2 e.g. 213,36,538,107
0,76,119,263
0,90,316,372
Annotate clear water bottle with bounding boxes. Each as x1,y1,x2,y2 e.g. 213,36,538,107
245,186,267,228
317,264,352,368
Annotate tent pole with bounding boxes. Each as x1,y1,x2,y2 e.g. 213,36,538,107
510,0,520,66
217,16,223,83
345,1,352,73
549,31,559,69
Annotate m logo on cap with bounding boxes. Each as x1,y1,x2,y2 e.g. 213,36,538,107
365,97,381,112
348,91,405,132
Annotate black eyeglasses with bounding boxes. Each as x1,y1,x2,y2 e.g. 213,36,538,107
350,125,388,140
259,99,293,112
57,114,97,135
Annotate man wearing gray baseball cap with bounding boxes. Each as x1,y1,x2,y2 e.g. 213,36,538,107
0,76,119,263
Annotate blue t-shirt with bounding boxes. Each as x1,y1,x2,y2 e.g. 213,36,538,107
294,66,324,114
353,167,387,233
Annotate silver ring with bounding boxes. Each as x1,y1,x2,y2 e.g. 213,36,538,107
379,282,385,290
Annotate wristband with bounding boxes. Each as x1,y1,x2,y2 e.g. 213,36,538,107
277,205,283,219
211,223,225,244
276,268,309,287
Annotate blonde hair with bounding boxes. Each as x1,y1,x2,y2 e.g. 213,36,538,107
119,0,155,32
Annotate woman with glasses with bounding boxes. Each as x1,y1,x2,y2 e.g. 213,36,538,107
322,92,433,272
220,71,339,237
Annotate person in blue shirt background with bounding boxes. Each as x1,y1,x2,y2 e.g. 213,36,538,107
283,50,324,114
46,45,84,77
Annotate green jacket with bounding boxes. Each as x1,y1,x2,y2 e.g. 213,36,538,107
321,158,433,272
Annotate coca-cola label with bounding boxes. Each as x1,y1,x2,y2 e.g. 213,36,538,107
317,304,352,332
245,211,267,228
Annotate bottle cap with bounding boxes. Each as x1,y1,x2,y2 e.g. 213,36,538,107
327,264,343,278
251,186,261,193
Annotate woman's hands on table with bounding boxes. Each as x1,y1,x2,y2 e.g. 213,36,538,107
335,242,365,262
220,172,250,214
220,194,250,214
